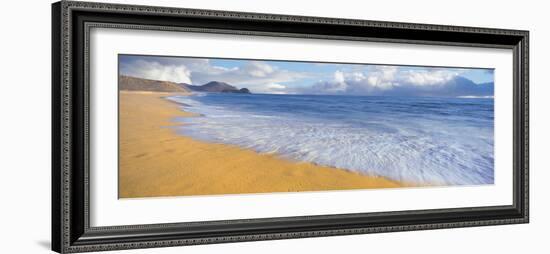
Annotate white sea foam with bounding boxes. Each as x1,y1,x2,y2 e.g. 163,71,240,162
167,94,494,186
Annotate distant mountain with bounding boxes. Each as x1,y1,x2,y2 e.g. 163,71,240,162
476,82,495,95
182,81,251,94
440,77,493,97
305,75,493,97
372,76,494,97
119,76,190,93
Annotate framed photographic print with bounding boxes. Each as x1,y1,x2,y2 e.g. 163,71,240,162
52,1,529,253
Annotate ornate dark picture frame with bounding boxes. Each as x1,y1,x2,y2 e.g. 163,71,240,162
52,1,529,253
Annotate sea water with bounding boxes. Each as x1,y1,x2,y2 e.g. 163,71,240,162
167,93,494,186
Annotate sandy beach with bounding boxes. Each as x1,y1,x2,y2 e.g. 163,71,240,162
119,91,402,198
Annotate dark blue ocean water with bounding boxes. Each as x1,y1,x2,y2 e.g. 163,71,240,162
168,93,494,185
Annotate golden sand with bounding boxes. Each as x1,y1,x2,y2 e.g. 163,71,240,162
118,91,402,198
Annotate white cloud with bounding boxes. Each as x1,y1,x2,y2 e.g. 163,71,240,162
334,70,346,83
121,56,307,93
193,62,304,89
405,69,459,86
244,61,275,77
328,71,348,92
267,83,286,90
254,83,289,94
303,66,468,96
121,60,192,84
119,55,490,96
306,71,347,94
365,66,398,89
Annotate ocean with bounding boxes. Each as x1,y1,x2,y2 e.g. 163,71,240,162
167,93,494,186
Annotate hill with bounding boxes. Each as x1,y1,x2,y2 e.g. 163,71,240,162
183,81,251,94
119,76,191,93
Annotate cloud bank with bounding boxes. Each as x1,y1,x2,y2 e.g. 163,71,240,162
119,56,306,94
119,55,493,97
301,66,492,97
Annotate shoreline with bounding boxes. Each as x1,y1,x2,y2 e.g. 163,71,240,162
119,91,403,198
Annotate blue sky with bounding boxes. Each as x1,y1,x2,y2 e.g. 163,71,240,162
119,55,494,96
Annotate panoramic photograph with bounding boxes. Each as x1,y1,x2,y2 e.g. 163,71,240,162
118,54,495,198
